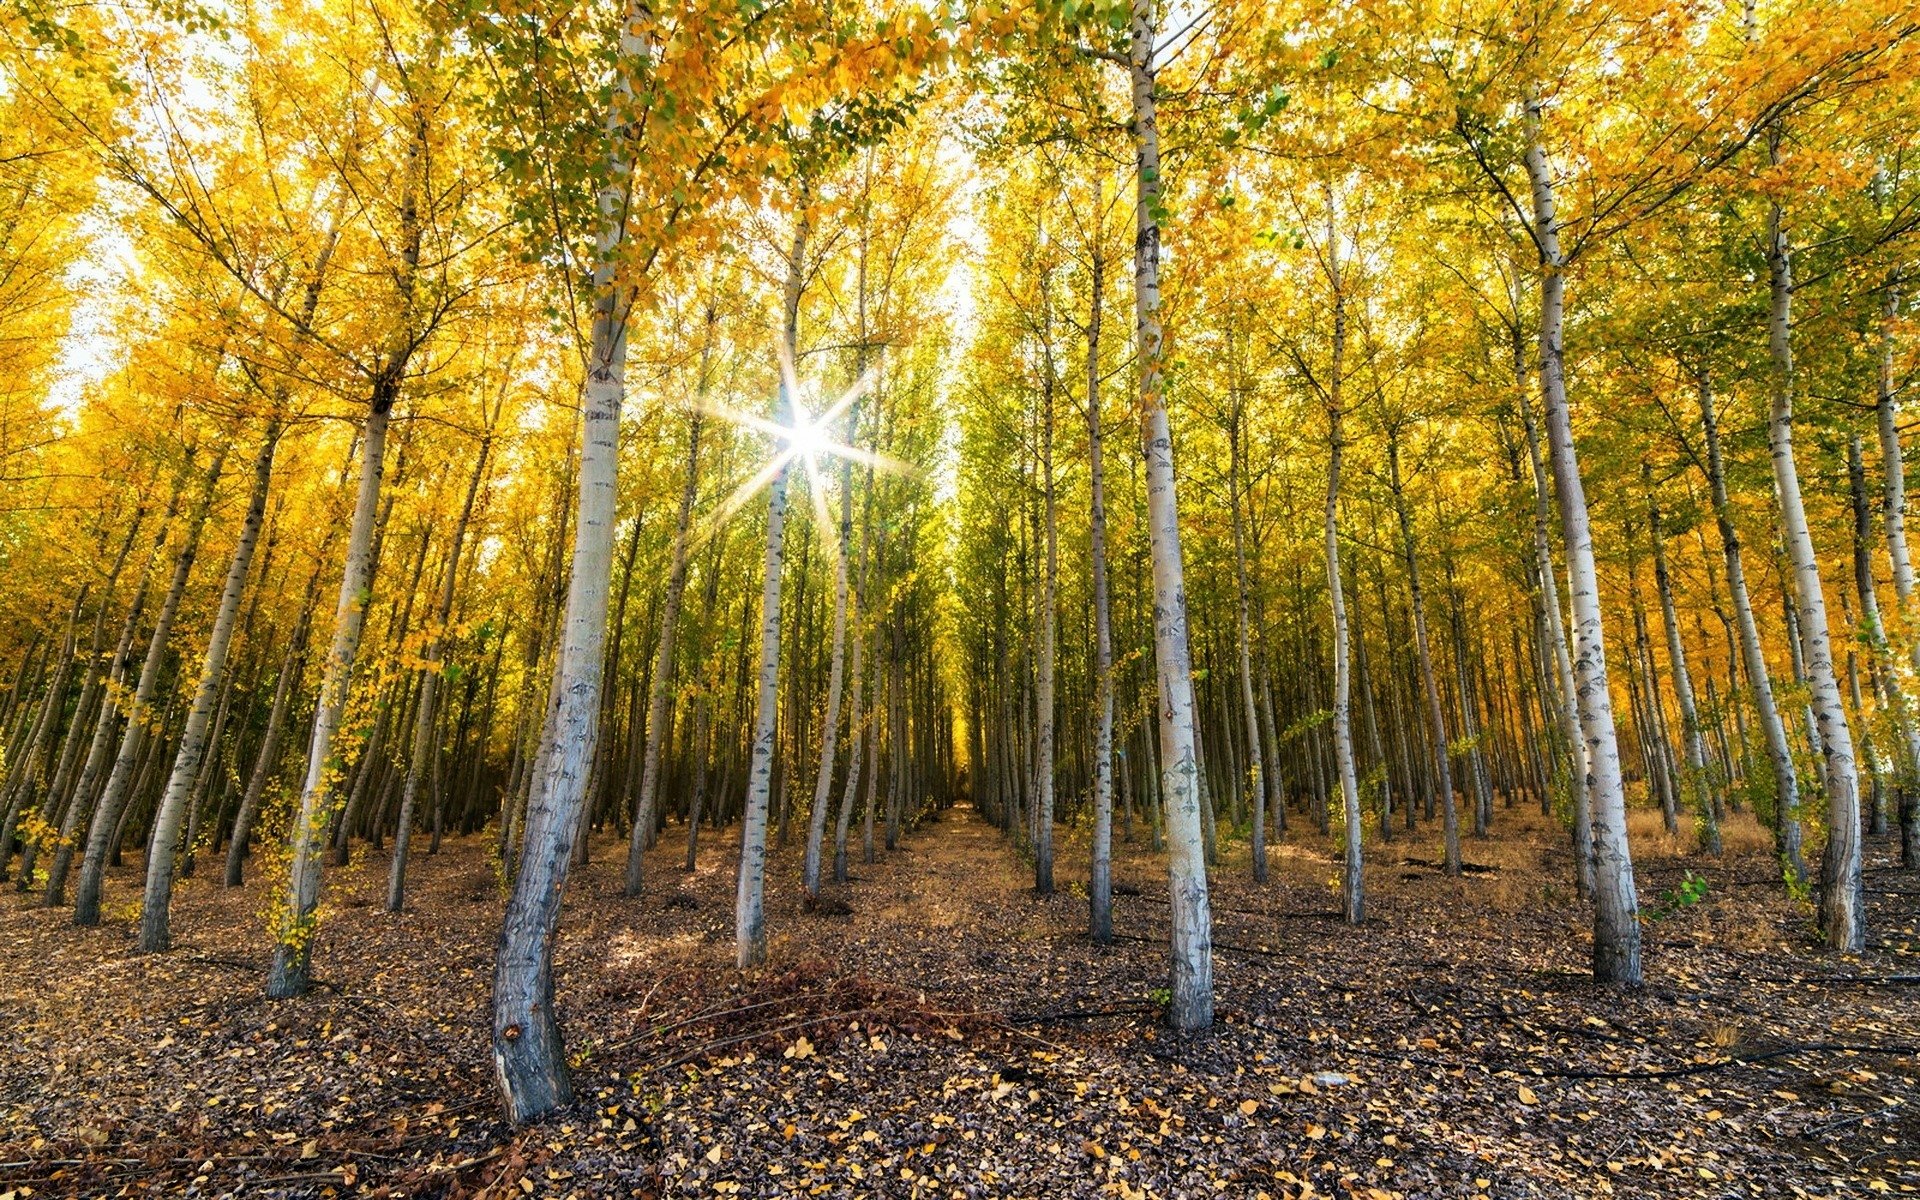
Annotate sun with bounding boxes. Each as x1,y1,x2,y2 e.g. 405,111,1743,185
690,358,910,556
787,403,835,461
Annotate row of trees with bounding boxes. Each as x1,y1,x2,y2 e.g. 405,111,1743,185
0,0,1915,1123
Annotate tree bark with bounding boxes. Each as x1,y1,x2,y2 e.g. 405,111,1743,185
802,390,855,898
265,393,392,993
1764,163,1863,951
388,425,492,911
1129,0,1212,1030
226,580,318,887
1875,275,1920,867
1697,369,1805,878
139,423,279,950
75,446,228,927
1320,276,1362,919
1518,317,1591,897
734,205,808,969
489,7,645,1120
1387,428,1458,876
1086,208,1117,943
1523,93,1641,984
1648,475,1722,854
1033,275,1058,896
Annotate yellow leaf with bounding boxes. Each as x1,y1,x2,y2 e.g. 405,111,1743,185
1518,1085,1539,1105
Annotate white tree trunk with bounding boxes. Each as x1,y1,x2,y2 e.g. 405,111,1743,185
1876,279,1920,866
625,409,704,892
387,428,491,911
1388,429,1458,875
1518,382,1592,896
266,399,391,993
1523,94,1641,984
1130,0,1212,1030
734,207,808,968
1087,220,1116,941
139,424,279,950
803,402,855,899
1034,309,1058,895
832,468,873,884
1764,175,1863,950
1648,481,1721,854
1325,402,1364,919
74,446,228,927
1698,370,1805,877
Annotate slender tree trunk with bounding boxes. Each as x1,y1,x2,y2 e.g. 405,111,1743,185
1228,407,1267,884
25,514,145,892
1388,429,1458,876
74,448,228,926
388,429,491,911
489,9,643,1119
1033,297,1058,895
1523,95,1640,984
1698,370,1805,878
832,479,873,885
0,586,87,882
1129,5,1212,1030
270,129,427,993
626,416,705,892
802,346,858,898
1848,435,1911,838
226,586,317,888
1518,343,1591,896
1087,222,1116,942
1649,478,1722,854
1321,289,1362,918
265,394,392,992
1764,167,1862,950
734,206,808,969
139,425,278,950
1876,275,1920,866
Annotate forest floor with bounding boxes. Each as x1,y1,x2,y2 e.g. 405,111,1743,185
0,801,1915,1200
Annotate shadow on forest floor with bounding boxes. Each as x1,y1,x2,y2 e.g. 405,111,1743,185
0,800,1915,1198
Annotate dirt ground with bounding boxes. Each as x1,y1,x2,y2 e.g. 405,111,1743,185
0,799,1914,1199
